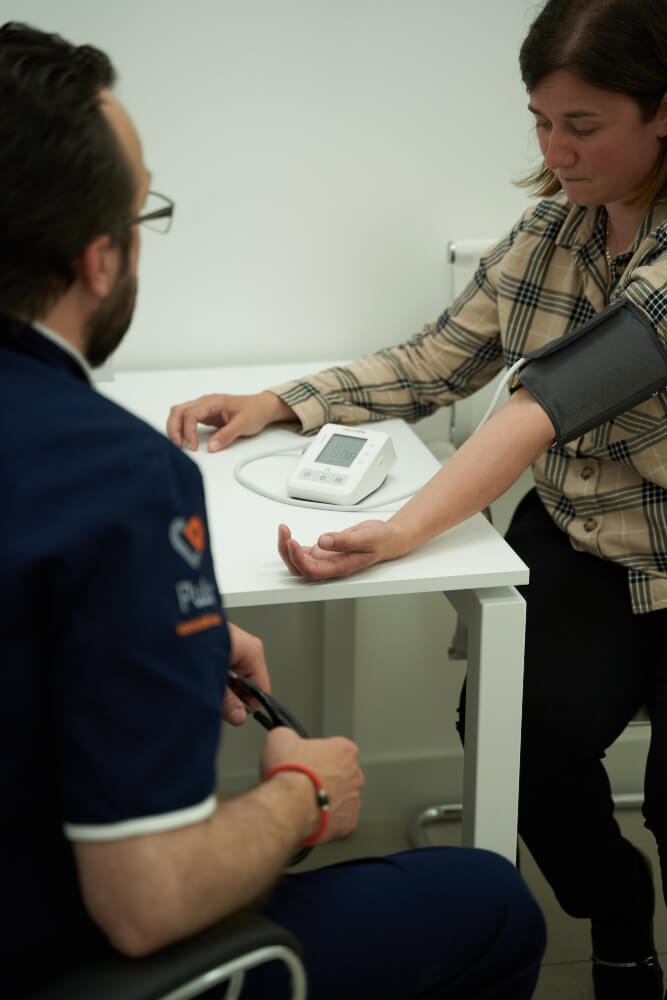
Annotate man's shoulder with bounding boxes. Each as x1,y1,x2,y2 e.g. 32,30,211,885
78,386,203,496
2,358,201,505
89,384,185,453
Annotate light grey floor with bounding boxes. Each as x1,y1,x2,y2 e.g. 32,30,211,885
301,806,665,999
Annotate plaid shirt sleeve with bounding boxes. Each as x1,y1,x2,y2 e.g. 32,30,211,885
619,229,667,344
269,221,530,434
271,195,667,613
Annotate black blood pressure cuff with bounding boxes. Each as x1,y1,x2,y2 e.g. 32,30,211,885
515,300,667,444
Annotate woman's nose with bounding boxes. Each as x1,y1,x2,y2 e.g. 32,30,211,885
542,129,577,170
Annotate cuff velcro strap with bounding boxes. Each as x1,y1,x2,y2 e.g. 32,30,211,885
515,300,667,445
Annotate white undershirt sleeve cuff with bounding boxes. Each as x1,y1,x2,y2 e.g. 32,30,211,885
63,793,217,842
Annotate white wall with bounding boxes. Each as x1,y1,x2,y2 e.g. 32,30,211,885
17,0,535,371
15,0,647,823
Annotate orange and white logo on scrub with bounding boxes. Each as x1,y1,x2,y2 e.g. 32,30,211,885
169,515,206,569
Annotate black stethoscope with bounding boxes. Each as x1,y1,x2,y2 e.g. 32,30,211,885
227,671,312,865
227,671,309,738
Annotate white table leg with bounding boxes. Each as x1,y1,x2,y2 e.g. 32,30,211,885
447,586,526,863
320,599,357,738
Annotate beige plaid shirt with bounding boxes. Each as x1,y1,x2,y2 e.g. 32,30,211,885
272,193,667,613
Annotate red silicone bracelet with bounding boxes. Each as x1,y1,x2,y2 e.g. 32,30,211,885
263,763,330,847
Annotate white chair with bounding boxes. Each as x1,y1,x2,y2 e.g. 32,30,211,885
413,239,501,467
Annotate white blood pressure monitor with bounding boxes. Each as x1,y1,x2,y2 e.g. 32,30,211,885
288,424,396,505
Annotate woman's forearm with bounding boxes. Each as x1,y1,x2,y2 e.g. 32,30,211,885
389,389,555,556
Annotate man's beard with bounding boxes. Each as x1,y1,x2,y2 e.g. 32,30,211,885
84,266,137,369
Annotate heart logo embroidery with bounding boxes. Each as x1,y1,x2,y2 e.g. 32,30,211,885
169,515,206,569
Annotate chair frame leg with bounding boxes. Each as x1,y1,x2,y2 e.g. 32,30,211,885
157,945,307,1000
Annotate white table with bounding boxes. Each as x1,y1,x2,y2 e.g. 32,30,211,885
101,362,528,862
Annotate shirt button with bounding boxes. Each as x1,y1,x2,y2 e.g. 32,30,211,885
581,466,594,480
583,518,597,532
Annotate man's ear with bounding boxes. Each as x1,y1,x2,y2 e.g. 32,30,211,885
73,235,120,300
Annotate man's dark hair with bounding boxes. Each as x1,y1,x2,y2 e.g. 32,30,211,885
0,22,137,319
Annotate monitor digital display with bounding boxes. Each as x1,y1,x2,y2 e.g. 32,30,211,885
315,433,365,468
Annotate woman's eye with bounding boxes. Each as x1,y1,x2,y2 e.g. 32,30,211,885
571,127,596,138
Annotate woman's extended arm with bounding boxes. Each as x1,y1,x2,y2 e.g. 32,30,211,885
278,388,554,580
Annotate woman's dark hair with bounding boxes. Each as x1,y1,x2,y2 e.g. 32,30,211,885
517,0,667,207
0,22,136,319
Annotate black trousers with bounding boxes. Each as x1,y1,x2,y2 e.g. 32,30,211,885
459,489,667,938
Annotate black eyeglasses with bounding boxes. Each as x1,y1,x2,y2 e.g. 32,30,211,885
112,190,175,234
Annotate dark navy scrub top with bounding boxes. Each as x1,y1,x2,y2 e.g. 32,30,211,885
0,315,231,995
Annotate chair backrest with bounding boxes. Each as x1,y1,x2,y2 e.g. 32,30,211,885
446,239,505,449
414,237,501,460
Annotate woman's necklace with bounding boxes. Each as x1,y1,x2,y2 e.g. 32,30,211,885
605,215,614,278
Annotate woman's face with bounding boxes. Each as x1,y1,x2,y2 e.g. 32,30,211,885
529,70,667,207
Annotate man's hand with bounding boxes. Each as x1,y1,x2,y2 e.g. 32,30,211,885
260,726,364,844
223,623,271,726
277,521,403,581
75,725,365,957
166,391,296,452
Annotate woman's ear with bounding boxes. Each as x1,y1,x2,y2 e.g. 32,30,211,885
73,234,119,300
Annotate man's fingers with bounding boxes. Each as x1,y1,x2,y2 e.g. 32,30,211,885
222,688,248,726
